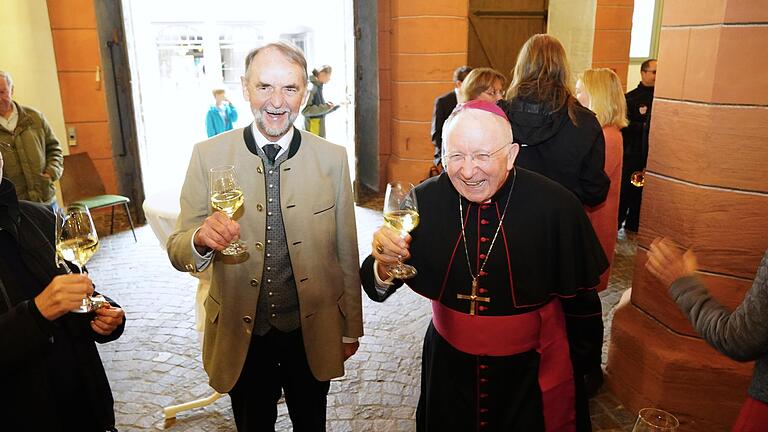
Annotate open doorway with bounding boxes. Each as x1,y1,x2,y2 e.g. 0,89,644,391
121,0,357,197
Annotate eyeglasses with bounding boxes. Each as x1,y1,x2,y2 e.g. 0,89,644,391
442,143,511,166
482,88,504,98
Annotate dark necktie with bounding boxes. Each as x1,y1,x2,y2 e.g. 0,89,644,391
263,144,280,164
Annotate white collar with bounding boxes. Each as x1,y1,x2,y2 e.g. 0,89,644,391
251,125,294,152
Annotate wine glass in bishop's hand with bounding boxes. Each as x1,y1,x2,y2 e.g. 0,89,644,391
56,205,106,313
383,181,419,279
210,165,247,256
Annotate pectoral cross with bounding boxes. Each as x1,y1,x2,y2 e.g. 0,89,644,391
456,278,491,315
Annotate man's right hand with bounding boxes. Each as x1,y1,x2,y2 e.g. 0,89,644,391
371,225,411,277
193,211,241,252
34,274,94,321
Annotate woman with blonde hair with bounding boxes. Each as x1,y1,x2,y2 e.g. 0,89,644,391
575,68,628,294
499,34,609,207
458,67,506,103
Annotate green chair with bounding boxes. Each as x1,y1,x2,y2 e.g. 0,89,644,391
59,152,136,241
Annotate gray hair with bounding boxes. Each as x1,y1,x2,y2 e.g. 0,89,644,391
244,41,308,87
0,70,12,88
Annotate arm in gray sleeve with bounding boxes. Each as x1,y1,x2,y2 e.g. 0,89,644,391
670,251,768,362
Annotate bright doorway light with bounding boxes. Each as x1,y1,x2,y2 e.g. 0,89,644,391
122,0,356,197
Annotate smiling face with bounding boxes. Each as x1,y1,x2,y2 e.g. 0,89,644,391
241,47,307,139
443,110,518,203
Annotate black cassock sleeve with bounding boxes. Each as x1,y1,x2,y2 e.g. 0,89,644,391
360,255,404,303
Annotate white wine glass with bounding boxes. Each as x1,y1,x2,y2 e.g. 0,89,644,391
209,165,247,256
632,408,679,432
383,181,419,279
56,205,102,313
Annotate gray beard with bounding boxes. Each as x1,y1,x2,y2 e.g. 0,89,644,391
254,109,297,138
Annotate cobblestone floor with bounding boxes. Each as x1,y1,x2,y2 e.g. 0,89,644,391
88,204,639,431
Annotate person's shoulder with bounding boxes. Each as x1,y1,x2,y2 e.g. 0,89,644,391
16,103,46,122
18,200,54,224
436,90,455,104
196,127,244,150
298,130,347,156
516,168,582,209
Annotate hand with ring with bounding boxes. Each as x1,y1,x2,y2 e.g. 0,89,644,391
372,226,411,276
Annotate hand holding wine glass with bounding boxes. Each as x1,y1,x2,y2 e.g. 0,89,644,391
381,181,419,279
55,205,106,313
209,165,247,256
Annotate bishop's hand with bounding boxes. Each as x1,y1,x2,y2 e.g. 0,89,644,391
372,225,411,276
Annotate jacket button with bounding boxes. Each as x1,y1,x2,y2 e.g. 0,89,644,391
185,264,194,271
254,242,264,250
256,203,264,211
250,279,259,287
257,166,263,174
242,316,252,323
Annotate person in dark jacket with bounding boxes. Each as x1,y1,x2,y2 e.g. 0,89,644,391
618,58,656,232
430,65,472,167
0,150,125,432
647,239,768,432
499,34,609,207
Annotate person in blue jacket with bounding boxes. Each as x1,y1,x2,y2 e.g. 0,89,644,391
205,88,238,137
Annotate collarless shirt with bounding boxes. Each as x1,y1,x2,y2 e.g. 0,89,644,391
0,102,19,132
251,125,294,160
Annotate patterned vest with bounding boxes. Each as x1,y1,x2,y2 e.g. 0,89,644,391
253,143,301,335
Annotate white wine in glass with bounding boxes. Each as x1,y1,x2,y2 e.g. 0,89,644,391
56,205,101,313
383,181,419,279
210,165,247,256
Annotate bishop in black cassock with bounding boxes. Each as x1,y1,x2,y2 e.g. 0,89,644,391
361,100,607,432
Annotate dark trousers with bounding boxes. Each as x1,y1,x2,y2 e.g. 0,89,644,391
617,165,643,231
229,328,330,432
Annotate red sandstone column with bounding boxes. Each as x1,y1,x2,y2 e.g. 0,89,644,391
380,1,468,187
605,1,768,431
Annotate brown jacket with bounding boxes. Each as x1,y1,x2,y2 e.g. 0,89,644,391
167,126,363,392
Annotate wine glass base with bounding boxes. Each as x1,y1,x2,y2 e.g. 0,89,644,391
222,241,248,256
387,264,417,280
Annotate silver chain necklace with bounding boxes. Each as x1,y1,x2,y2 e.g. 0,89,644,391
457,168,516,313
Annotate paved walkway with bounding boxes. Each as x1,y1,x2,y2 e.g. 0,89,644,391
88,205,638,431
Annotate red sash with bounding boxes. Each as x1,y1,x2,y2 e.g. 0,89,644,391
431,299,576,432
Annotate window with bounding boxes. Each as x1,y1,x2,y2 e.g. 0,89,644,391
155,24,205,86
219,24,264,84
629,0,662,60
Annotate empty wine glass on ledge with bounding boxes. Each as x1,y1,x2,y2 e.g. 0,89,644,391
383,181,419,279
209,165,247,256
632,408,679,432
56,205,105,313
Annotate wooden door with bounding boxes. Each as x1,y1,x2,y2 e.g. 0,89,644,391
468,0,548,81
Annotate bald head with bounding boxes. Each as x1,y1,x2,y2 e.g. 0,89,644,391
441,105,518,203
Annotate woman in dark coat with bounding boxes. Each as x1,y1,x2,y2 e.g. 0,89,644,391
498,34,610,207
0,150,125,432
